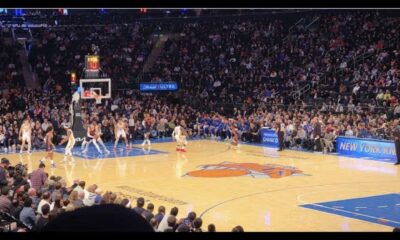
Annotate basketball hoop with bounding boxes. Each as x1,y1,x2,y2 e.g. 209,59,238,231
92,92,102,104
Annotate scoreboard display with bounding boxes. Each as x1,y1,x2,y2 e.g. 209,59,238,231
85,55,100,72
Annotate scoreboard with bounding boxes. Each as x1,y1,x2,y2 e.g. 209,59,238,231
85,55,100,72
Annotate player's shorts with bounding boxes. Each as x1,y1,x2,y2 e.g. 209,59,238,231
116,129,126,138
22,133,31,142
144,127,151,134
46,144,53,152
174,135,181,142
66,139,76,149
175,136,185,144
86,136,94,142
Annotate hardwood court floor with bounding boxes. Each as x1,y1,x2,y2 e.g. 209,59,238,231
6,140,400,231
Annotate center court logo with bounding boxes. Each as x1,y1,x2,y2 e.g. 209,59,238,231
185,162,306,178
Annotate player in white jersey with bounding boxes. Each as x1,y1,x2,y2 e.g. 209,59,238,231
114,119,129,150
172,124,182,151
180,120,188,149
19,119,32,154
95,123,110,154
59,124,76,162
172,122,187,152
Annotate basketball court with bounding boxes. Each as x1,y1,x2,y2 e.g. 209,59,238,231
4,139,400,231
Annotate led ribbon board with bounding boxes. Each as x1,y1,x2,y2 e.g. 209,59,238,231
139,82,178,91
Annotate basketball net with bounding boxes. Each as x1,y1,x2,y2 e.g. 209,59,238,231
92,92,102,105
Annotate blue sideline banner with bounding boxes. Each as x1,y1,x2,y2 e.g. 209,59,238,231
336,136,396,163
260,128,279,148
139,82,178,91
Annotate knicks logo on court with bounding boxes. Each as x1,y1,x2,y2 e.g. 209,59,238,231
185,162,306,178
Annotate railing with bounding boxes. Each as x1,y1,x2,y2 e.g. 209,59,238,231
291,84,311,100
304,16,320,29
267,17,305,58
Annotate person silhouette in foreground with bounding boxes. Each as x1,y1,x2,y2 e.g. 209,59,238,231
42,204,154,232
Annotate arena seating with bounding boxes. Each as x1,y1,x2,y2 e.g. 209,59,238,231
0,9,399,231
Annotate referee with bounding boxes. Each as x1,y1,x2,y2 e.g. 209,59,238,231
276,120,285,152
393,120,400,165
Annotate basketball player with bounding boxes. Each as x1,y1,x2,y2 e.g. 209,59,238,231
95,122,110,154
180,120,188,151
59,124,76,162
19,119,32,154
172,123,183,151
82,122,102,154
40,126,55,167
141,114,152,147
230,125,240,148
114,118,129,150
276,120,285,151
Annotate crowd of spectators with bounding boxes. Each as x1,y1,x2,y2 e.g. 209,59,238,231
0,158,244,232
0,34,25,89
0,9,400,232
0,10,399,154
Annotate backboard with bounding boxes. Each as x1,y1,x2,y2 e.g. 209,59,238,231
79,78,111,100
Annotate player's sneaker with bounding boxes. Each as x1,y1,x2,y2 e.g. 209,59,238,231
181,149,186,152
176,148,180,151
141,142,145,146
